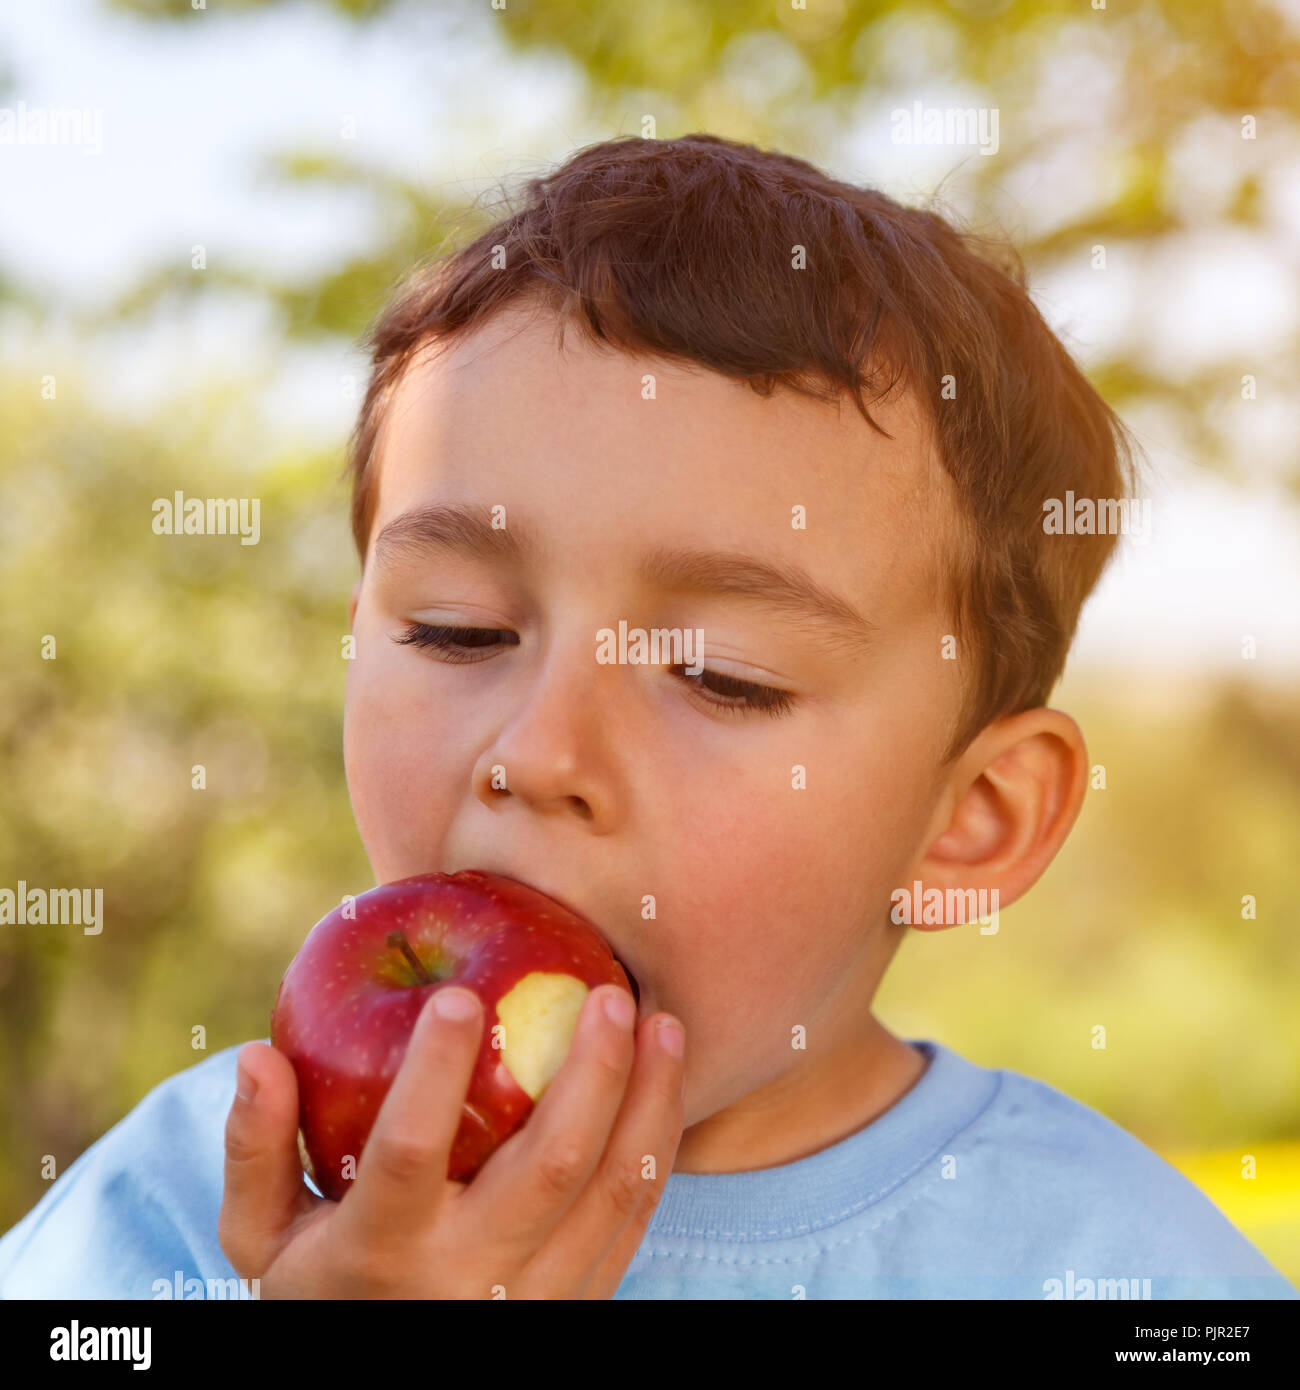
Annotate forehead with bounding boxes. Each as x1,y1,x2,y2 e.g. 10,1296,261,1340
368,303,955,616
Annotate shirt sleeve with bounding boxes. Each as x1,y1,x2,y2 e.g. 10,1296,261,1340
0,1044,250,1299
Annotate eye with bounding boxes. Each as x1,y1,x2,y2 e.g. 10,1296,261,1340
669,664,796,717
394,622,518,662
395,625,794,715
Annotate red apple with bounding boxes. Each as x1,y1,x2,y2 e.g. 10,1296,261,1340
270,870,635,1199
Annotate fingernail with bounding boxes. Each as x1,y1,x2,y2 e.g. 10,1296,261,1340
603,988,636,1029
657,1020,685,1057
434,988,479,1021
236,1062,258,1104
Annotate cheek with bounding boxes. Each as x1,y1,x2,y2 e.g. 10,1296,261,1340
645,726,935,1036
343,644,461,881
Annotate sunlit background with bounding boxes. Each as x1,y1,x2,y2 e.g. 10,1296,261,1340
2,0,1298,1281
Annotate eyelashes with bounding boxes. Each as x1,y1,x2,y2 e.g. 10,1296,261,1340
667,664,796,716
395,622,517,660
393,622,796,718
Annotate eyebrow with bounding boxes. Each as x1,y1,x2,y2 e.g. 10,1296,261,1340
373,503,537,571
636,547,874,655
372,503,874,654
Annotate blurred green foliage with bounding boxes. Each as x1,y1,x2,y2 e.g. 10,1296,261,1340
100,0,1300,490
0,376,371,1214
2,0,1297,1283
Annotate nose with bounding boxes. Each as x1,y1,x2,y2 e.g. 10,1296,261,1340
472,638,620,831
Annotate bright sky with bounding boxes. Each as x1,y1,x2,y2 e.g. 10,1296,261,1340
2,0,1297,683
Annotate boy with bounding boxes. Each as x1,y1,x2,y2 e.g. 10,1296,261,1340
1,133,1293,1299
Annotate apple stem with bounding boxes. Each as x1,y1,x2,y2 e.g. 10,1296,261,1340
387,930,434,986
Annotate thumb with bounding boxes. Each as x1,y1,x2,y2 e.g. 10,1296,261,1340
218,1041,313,1277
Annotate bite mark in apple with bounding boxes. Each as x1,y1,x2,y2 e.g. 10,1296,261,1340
496,972,589,1100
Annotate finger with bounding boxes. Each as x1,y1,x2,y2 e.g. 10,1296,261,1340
465,982,637,1258
581,1175,675,1300
339,986,483,1241
521,1012,685,1298
219,1042,319,1278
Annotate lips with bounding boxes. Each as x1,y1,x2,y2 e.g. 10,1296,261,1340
611,951,641,1007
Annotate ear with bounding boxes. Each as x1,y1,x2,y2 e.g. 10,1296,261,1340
348,580,361,631
905,708,1089,931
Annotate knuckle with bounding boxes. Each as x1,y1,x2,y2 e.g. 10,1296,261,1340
534,1138,589,1198
336,1242,395,1294
369,1134,439,1186
600,1155,646,1220
587,1044,631,1092
222,1109,261,1167
653,1065,686,1116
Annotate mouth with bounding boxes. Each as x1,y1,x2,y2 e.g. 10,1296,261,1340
611,951,641,1008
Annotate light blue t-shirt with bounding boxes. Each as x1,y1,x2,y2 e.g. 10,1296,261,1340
0,1038,1293,1299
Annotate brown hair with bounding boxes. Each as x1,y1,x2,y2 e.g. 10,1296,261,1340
344,133,1139,762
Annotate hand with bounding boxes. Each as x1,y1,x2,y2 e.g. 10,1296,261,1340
218,983,686,1298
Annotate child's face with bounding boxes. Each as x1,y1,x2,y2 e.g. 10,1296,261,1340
344,302,965,1165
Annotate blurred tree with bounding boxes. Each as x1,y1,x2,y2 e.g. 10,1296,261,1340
0,376,371,1224
91,0,1300,488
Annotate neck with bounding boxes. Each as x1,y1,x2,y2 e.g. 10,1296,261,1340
672,1013,928,1174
